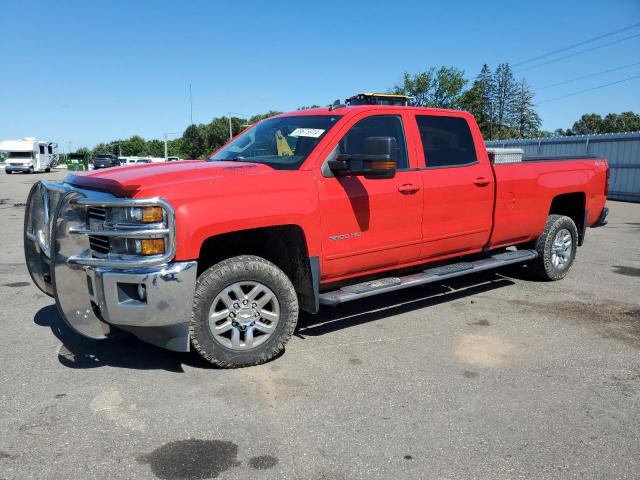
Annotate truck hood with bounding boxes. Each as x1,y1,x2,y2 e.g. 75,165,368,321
65,160,273,197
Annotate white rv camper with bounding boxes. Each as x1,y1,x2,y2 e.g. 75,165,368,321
0,138,58,174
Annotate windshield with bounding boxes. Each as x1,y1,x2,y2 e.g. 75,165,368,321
8,151,33,159
209,115,342,170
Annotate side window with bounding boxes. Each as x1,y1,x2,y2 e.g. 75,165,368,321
39,145,45,154
47,145,53,154
416,115,478,168
339,115,408,170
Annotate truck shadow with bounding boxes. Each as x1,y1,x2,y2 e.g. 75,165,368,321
33,305,211,372
296,271,516,337
34,270,517,371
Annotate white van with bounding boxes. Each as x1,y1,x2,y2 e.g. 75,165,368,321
0,138,58,174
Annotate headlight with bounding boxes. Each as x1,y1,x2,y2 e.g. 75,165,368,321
87,204,170,258
108,206,165,225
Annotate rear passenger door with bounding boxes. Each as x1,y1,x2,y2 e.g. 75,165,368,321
415,114,494,259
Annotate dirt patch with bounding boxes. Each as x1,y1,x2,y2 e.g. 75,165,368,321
510,298,640,348
454,334,513,367
349,357,363,366
469,319,490,327
463,370,480,379
138,439,240,479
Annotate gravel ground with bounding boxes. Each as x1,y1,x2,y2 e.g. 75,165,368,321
0,169,639,480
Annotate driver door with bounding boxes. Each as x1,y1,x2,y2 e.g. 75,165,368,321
317,113,423,280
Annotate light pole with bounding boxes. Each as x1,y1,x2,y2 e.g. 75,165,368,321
226,112,252,141
163,132,179,161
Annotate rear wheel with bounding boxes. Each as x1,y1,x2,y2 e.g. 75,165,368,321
190,255,298,368
529,215,578,281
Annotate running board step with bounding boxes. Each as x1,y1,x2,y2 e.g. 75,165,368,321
318,249,538,306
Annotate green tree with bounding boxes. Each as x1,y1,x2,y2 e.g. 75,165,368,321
249,111,283,123
181,124,205,159
572,114,603,134
460,64,495,138
515,79,541,138
602,111,640,133
392,66,467,108
145,139,165,157
119,135,147,156
491,63,520,138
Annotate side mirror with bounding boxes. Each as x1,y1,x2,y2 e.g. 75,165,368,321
328,136,397,179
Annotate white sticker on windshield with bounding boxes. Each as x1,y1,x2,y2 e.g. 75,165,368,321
290,128,325,138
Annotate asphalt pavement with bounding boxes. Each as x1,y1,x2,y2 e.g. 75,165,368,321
1,169,639,479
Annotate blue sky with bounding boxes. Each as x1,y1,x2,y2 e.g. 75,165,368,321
1,0,639,149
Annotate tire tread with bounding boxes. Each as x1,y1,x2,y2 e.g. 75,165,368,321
190,255,298,368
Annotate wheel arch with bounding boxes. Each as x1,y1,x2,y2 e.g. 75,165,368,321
548,192,587,245
197,225,319,314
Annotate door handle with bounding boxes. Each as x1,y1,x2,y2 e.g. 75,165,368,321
473,177,491,187
398,184,420,195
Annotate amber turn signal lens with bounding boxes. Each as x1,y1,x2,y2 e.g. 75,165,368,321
140,238,165,255
142,206,164,223
371,161,395,169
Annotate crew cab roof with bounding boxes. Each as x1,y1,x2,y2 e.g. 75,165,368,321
273,105,469,117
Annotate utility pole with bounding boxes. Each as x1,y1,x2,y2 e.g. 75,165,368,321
520,80,526,138
189,84,193,125
163,132,179,161
489,102,494,141
228,114,233,141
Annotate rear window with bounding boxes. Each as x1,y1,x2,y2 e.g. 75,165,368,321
416,115,478,168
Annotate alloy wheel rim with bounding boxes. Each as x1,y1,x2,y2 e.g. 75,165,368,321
208,281,280,350
551,228,572,269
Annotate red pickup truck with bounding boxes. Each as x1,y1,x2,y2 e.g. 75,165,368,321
24,99,609,367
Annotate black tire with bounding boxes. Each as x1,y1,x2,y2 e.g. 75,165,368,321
190,255,299,368
5,170,10,175
529,215,578,281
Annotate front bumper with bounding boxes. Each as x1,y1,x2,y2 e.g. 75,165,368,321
6,165,31,173
24,180,197,352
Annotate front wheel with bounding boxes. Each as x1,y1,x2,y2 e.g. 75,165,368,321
529,215,578,281
190,255,299,368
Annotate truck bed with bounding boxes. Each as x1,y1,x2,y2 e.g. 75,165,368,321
489,157,608,249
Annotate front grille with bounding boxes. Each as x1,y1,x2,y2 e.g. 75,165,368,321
87,207,109,255
88,206,107,221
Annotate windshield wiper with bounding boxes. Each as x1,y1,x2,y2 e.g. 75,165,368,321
209,156,249,162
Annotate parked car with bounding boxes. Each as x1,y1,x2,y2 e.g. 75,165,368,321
135,158,152,164
93,154,120,169
24,94,609,368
